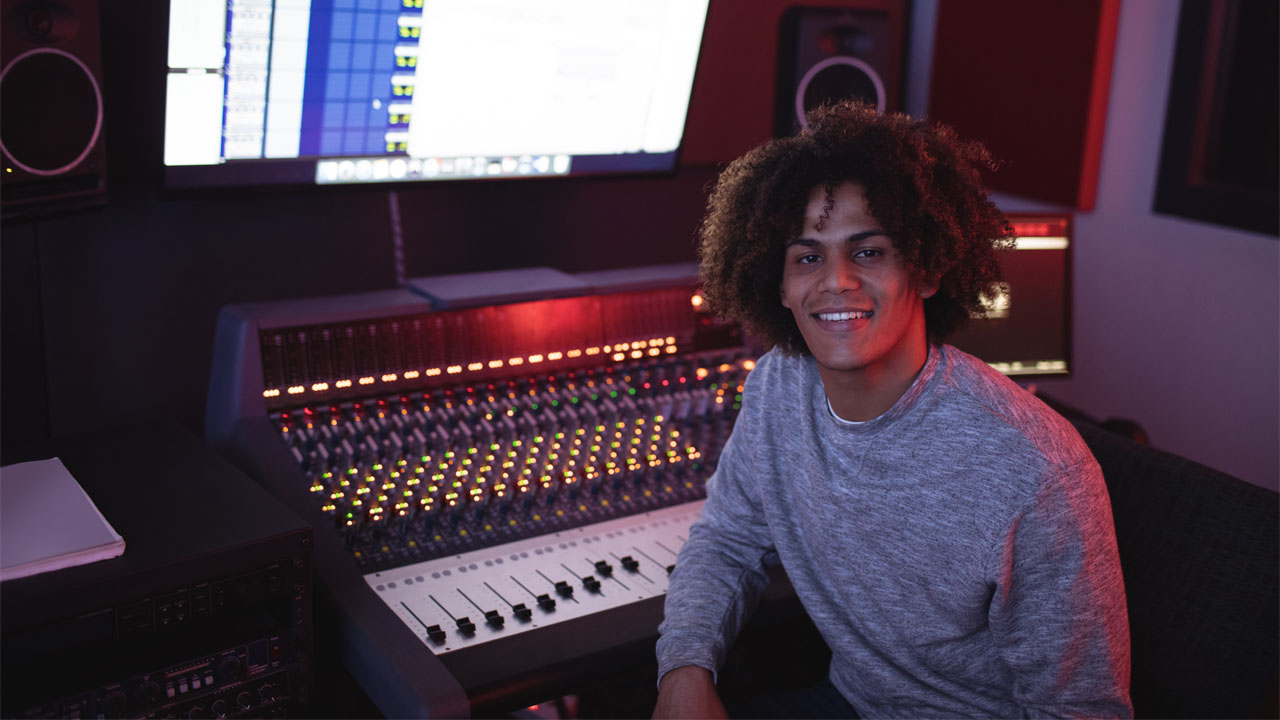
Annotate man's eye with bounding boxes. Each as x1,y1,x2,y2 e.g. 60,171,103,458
853,248,883,259
797,254,821,264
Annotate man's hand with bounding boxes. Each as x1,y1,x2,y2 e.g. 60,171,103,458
652,665,728,719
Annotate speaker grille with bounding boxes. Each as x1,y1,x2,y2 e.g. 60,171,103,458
1,47,103,176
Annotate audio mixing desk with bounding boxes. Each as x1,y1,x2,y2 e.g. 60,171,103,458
207,263,754,716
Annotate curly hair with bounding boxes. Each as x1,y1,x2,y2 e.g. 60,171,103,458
697,100,1014,352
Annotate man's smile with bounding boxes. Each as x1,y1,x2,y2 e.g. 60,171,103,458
814,310,873,322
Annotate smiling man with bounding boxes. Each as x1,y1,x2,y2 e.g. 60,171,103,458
652,103,1132,719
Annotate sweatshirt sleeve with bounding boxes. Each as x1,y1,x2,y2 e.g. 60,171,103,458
988,457,1134,719
654,374,777,685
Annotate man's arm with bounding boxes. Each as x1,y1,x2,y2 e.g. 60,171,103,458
652,666,727,720
990,458,1133,718
653,372,777,715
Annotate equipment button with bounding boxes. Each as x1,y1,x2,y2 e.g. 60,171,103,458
554,581,573,597
512,603,533,621
621,556,639,571
484,610,504,628
456,617,476,635
582,575,601,592
594,560,613,577
536,593,556,611
179,681,189,694
426,624,447,643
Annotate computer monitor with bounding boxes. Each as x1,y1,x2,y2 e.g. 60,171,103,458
948,214,1073,377
163,1,710,189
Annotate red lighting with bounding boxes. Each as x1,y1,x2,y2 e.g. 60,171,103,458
661,379,669,386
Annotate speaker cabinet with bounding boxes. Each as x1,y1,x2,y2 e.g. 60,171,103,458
1,0,107,217
928,0,1120,210
773,2,907,136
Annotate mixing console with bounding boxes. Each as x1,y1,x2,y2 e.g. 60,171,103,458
207,263,756,716
275,350,748,574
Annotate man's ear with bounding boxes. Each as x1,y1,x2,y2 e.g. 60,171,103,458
780,285,790,309
918,275,940,299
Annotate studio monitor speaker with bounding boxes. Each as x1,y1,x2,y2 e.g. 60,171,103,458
774,1,906,136
1,0,106,217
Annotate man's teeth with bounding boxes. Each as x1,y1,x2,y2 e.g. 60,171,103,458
816,311,872,321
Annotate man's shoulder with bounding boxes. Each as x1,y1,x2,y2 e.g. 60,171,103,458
933,345,1092,468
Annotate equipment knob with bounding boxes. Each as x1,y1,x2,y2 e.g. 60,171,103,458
215,655,242,682
102,690,128,717
211,699,228,717
236,691,253,710
132,680,162,708
259,683,278,702
186,705,208,719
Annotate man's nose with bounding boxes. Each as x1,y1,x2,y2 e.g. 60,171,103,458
820,256,861,293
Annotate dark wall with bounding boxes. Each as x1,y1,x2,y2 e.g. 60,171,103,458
4,0,872,460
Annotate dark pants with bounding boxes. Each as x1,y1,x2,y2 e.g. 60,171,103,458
727,676,859,719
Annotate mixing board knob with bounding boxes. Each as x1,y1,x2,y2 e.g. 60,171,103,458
132,680,162,710
554,580,573,598
426,624,447,643
455,617,476,636
536,593,556,611
582,575,601,593
215,655,242,682
484,609,505,628
187,704,209,718
236,691,253,710
620,556,640,572
512,603,533,621
211,699,228,717
593,560,613,577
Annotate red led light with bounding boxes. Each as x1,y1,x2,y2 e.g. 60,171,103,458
661,379,669,386
643,382,651,389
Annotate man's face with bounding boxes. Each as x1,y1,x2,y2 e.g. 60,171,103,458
781,182,936,380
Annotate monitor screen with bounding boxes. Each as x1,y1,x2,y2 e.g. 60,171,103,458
163,0,710,189
948,214,1072,377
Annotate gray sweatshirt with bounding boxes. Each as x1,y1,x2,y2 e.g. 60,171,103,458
657,344,1132,718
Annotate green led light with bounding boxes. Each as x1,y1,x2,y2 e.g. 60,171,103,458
348,468,357,475
490,443,499,451
609,390,617,398
551,399,559,407
532,403,539,410
628,388,636,395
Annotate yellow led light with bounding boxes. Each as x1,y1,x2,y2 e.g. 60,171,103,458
311,382,329,392
335,379,353,388
648,348,660,356
586,347,600,355
403,370,420,379
690,294,704,308
695,368,709,380
743,359,756,370
287,385,305,395
630,350,643,359
426,368,442,376
486,359,503,369
263,389,280,398
358,377,375,385
529,354,544,363
446,365,462,374
379,373,395,382
467,362,483,371
649,338,662,347
612,352,625,361
567,349,582,358
665,336,676,344
665,345,677,354
547,351,563,361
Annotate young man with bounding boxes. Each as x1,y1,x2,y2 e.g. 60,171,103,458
653,102,1132,718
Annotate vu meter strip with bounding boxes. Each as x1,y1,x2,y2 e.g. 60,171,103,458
367,501,702,653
